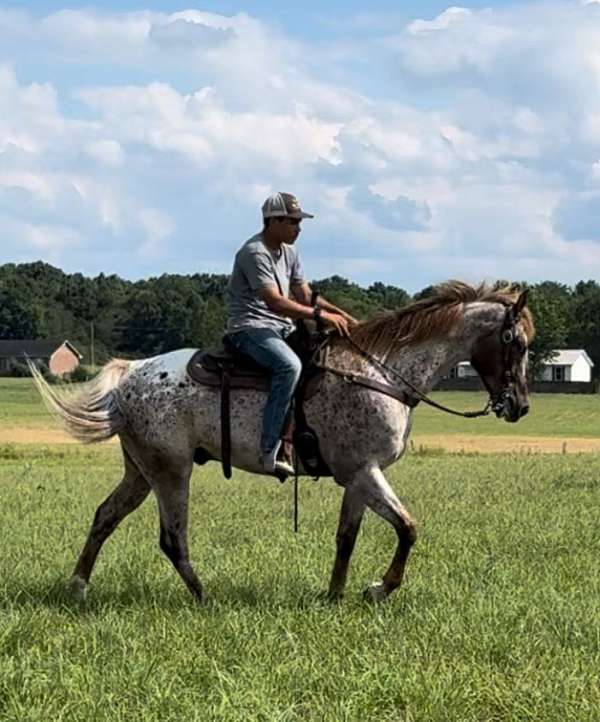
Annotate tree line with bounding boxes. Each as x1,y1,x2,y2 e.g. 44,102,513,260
0,261,599,379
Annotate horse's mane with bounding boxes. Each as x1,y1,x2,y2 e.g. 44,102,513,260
348,280,535,356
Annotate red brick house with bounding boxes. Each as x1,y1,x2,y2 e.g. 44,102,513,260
0,339,83,377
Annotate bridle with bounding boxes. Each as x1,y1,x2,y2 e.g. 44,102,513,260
488,303,522,416
341,302,523,419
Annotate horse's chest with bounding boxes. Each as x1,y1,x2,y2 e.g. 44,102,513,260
306,383,409,462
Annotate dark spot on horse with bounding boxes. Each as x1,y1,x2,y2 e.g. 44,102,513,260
178,382,186,388
126,392,131,400
160,372,168,380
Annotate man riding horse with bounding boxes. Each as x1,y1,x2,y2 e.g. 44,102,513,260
225,192,357,476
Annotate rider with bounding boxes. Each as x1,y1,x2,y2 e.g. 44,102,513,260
226,192,357,476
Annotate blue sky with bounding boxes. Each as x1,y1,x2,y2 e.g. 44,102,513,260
1,1,599,291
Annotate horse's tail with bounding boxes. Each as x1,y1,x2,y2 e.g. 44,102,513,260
29,358,131,444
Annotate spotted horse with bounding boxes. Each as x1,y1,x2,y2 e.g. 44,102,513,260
30,281,534,604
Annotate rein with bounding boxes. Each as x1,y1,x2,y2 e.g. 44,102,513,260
343,337,493,418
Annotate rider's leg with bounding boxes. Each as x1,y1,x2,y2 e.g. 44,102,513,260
227,328,301,470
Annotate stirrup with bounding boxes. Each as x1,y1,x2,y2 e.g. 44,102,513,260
274,459,294,476
261,441,294,477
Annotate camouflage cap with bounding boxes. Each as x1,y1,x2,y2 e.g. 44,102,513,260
261,192,314,220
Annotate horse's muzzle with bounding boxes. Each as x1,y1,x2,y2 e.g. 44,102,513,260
497,394,529,423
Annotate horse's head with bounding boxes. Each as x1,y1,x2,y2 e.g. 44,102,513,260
470,290,532,423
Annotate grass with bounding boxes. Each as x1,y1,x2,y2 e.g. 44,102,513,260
1,377,599,719
412,391,600,438
0,378,52,428
1,377,599,438
1,446,600,721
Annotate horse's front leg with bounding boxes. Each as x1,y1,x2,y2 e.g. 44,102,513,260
350,464,417,602
328,485,366,600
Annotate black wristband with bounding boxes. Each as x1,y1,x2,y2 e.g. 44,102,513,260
312,306,322,321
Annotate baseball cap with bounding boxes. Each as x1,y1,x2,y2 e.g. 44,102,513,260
261,192,314,220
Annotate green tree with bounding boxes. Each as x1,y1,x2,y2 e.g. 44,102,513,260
367,282,410,310
527,282,571,379
192,297,227,349
567,280,600,379
312,276,379,319
0,289,39,338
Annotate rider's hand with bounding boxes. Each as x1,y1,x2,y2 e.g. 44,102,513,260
321,310,351,337
342,312,359,327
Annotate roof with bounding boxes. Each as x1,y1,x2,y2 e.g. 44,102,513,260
543,349,594,367
0,339,83,360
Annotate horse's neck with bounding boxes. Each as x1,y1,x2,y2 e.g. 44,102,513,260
388,339,467,392
387,302,504,393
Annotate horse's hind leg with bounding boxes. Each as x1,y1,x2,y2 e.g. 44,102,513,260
328,486,366,600
152,463,203,603
71,449,150,599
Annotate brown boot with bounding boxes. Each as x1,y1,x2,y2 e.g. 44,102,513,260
280,415,295,472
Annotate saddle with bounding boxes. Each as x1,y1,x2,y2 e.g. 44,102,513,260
186,322,332,480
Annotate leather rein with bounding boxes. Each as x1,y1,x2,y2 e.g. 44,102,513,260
316,303,520,420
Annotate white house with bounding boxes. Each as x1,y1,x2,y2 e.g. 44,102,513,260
537,349,594,383
450,349,594,383
450,361,478,379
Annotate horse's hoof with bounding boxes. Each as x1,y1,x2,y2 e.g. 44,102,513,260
363,581,388,603
69,575,87,603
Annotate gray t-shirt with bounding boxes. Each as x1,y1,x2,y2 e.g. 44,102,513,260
226,232,305,333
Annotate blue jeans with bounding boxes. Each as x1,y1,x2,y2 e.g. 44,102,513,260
227,327,302,454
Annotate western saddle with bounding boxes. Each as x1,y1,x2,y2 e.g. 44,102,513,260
186,320,332,480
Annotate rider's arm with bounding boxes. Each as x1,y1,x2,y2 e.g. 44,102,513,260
291,282,358,325
258,285,351,335
258,284,316,320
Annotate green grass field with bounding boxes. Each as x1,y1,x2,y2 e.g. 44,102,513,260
1,377,599,437
1,448,600,721
0,378,53,428
1,378,599,720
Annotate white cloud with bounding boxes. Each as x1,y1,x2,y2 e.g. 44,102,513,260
346,186,431,231
148,18,235,48
138,208,176,256
76,83,342,173
0,3,599,290
84,140,125,168
553,193,600,242
407,7,472,35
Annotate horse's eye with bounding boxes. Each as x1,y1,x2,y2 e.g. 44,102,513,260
502,329,514,344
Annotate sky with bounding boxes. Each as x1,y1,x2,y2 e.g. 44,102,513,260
1,1,600,292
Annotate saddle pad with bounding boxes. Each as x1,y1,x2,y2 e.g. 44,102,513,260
186,350,271,392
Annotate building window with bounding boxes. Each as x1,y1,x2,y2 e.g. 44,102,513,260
449,366,459,379
552,365,566,382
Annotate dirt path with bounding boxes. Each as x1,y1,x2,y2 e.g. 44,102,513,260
1,426,599,453
410,434,600,454
0,427,116,445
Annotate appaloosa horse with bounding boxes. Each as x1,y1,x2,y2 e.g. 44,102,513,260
31,282,534,603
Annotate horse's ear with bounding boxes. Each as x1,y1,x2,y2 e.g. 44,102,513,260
513,289,529,317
